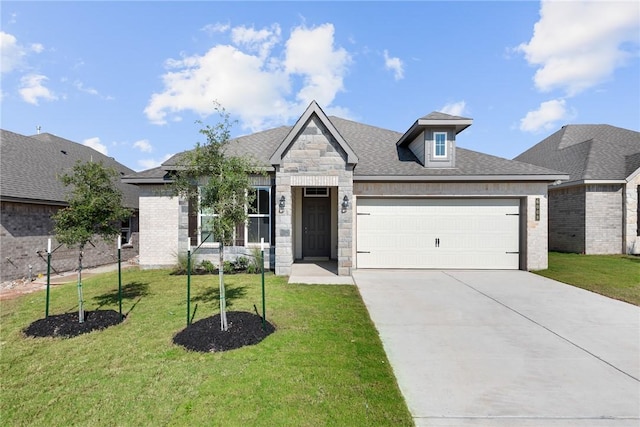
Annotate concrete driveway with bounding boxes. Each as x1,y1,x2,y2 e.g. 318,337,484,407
353,270,640,426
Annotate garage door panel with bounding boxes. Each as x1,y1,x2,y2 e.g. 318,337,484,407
356,198,520,270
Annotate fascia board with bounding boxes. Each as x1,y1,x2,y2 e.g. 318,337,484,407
354,174,569,182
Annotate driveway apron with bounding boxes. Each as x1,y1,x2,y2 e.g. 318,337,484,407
353,270,640,426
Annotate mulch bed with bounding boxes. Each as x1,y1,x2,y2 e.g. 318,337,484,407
21,309,274,352
23,310,125,338
173,311,275,353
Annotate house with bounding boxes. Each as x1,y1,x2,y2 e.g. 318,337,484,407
515,124,640,255
0,129,140,282
123,101,567,276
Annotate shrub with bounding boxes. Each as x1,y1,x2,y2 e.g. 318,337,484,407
246,247,263,274
172,252,189,275
200,260,216,274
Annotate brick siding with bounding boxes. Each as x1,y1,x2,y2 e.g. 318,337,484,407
1,201,138,282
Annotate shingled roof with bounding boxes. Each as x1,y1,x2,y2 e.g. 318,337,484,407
1,129,139,208
514,125,640,183
149,113,564,181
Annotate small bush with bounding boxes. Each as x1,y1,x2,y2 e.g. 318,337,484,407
172,252,189,275
200,260,216,274
246,247,263,274
236,256,249,271
223,261,234,274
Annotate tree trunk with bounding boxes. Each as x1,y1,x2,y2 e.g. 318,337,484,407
218,242,228,331
77,244,85,323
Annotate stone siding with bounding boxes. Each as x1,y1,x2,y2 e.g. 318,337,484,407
625,173,640,254
274,116,354,276
1,201,138,282
353,181,549,270
548,186,586,253
585,184,623,254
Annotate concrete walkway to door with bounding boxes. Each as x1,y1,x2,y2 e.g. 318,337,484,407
353,270,640,426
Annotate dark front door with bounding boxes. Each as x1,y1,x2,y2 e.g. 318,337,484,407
302,196,331,258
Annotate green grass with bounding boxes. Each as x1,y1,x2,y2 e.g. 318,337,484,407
534,252,640,306
1,269,412,426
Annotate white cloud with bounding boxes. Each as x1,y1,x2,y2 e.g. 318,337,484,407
231,24,281,58
145,23,351,131
74,80,98,96
137,153,174,171
519,99,570,132
19,74,57,105
1,31,26,73
383,50,404,80
31,43,44,53
284,24,351,107
133,139,153,153
440,101,467,117
83,137,108,155
202,22,230,35
517,0,640,96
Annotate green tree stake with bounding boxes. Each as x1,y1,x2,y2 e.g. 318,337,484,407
45,238,51,318
187,243,191,326
117,237,123,320
261,238,266,331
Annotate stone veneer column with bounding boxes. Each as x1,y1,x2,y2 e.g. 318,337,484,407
337,170,354,276
274,174,293,276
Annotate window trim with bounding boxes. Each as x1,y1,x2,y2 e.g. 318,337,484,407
247,186,271,245
433,132,447,158
197,187,220,248
304,187,329,197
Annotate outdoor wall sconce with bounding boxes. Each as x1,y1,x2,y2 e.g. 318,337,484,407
279,195,286,213
341,195,349,213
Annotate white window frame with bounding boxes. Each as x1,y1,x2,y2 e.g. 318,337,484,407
197,187,220,247
120,217,132,247
433,132,447,158
247,186,271,246
304,187,329,197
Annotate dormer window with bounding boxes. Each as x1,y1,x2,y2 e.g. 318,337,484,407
434,132,447,158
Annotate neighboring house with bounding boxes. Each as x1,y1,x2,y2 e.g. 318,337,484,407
123,101,566,276
515,124,640,255
0,129,140,282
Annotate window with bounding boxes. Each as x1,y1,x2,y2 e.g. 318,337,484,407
304,187,329,197
120,217,131,246
199,205,217,245
434,132,447,158
248,187,270,243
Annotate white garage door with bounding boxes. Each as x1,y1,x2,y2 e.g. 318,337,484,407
356,198,520,269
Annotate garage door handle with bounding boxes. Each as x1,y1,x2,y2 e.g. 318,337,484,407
506,251,519,254
435,238,440,248
357,251,370,254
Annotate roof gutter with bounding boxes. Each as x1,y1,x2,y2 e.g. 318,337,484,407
551,179,627,189
354,174,569,182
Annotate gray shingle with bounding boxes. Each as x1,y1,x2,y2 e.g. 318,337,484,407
514,125,640,182
1,129,139,208
138,113,564,179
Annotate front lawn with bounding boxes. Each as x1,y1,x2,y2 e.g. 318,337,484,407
535,252,640,306
0,269,412,426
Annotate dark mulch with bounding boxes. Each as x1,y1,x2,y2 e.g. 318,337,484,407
173,311,275,353
23,310,125,338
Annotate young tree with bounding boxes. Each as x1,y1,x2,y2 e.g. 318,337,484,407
52,161,131,323
172,106,261,331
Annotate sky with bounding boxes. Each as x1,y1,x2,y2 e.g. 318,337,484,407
2,1,639,172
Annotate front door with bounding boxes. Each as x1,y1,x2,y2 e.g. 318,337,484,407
302,196,331,258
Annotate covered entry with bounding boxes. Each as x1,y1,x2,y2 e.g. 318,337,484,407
356,198,520,269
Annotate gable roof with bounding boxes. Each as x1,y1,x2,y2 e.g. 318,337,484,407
397,111,473,147
514,125,640,183
138,104,565,183
1,129,139,208
269,100,358,165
